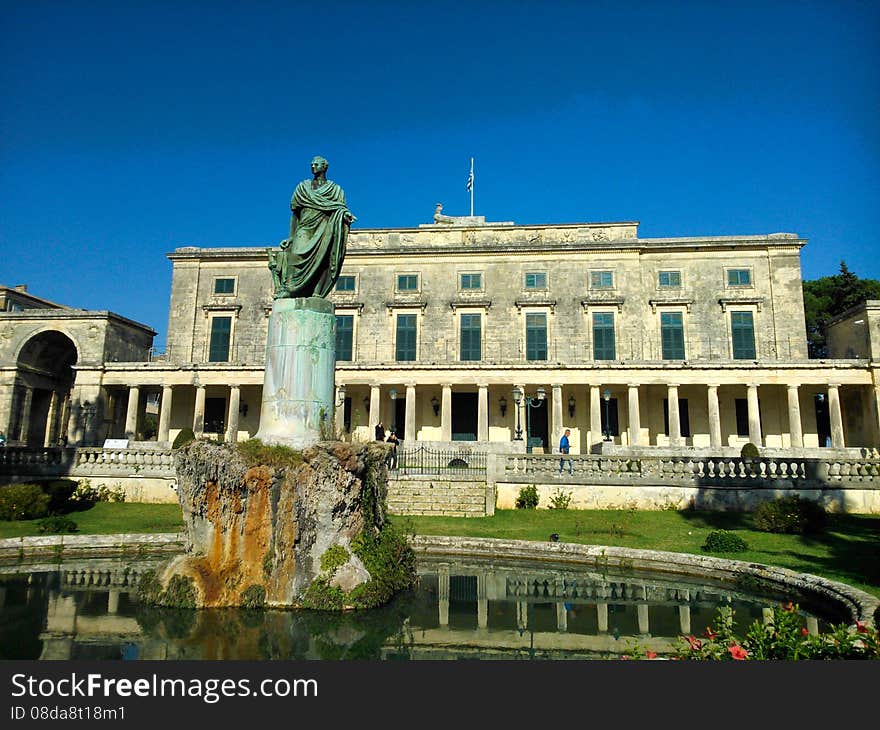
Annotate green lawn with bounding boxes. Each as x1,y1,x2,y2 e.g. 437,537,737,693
0,503,183,539
2,504,878,599
392,509,880,598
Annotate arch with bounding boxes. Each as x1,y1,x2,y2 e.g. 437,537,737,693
8,329,79,446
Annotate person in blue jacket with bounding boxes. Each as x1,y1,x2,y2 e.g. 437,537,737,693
558,429,573,475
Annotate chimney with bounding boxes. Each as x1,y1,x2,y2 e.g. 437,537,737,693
14,285,28,292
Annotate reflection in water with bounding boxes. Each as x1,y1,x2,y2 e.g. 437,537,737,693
0,555,838,660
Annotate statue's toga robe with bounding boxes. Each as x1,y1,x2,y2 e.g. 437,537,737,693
280,178,351,298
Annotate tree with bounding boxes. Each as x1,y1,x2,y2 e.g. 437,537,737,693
803,261,880,357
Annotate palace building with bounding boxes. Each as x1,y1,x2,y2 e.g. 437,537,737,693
2,215,879,457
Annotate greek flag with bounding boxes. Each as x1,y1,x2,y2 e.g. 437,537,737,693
466,161,474,192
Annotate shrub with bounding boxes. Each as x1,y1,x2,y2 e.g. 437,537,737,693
36,515,78,534
515,485,540,509
172,427,195,449
740,442,760,459
235,439,303,469
702,529,748,553
754,495,826,534
240,584,266,609
320,545,351,574
0,483,51,521
548,487,572,510
69,479,126,506
43,479,78,513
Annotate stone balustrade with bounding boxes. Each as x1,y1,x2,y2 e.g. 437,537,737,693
0,447,176,479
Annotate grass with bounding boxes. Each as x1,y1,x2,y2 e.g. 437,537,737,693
0,503,183,539
392,509,880,599
2,503,878,599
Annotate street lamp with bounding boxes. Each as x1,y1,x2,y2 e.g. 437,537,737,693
512,386,546,452
602,389,612,442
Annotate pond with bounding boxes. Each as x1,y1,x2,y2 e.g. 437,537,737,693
0,551,847,660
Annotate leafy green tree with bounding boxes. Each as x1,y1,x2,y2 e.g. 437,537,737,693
802,261,880,357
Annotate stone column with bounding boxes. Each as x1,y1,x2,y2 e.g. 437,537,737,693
368,384,380,432
438,565,449,628
787,385,803,448
746,384,762,446
707,385,722,449
477,384,489,442
551,383,563,447
124,385,141,440
405,384,416,443
873,384,880,449
66,397,79,446
477,572,488,630
597,602,608,633
627,384,641,446
667,384,682,446
556,602,568,632
679,605,691,635
335,385,346,437
828,384,845,448
441,384,452,441
19,386,34,444
637,603,649,635
226,385,240,443
44,390,60,447
158,385,173,444
192,384,206,436
516,601,528,633
590,385,602,448
107,590,119,614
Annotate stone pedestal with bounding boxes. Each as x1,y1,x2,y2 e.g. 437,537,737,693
256,297,336,449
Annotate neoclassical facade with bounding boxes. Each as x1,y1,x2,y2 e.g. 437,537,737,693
2,217,879,455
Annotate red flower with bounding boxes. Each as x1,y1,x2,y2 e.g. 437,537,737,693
782,602,795,612
620,655,630,660
704,627,718,640
855,621,869,634
686,635,703,651
728,644,748,660
645,650,657,659
801,627,809,636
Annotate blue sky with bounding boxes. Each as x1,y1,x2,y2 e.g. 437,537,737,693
2,0,878,350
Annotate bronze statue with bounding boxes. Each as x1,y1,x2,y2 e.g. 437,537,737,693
269,156,355,299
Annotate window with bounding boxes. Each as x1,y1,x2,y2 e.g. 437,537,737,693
208,316,232,362
460,273,482,290
660,311,685,360
591,270,614,289
658,271,681,287
525,312,547,361
663,399,691,437
593,312,616,360
395,314,417,361
727,269,752,286
460,313,482,361
731,311,756,359
600,398,620,437
335,275,356,292
524,272,547,289
397,274,419,292
335,314,353,361
204,398,226,434
214,278,235,295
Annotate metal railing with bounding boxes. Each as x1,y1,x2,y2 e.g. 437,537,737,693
396,447,486,477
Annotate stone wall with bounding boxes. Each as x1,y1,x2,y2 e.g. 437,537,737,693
388,474,493,517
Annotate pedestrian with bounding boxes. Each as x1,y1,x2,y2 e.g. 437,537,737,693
375,421,385,441
386,429,400,469
558,428,573,475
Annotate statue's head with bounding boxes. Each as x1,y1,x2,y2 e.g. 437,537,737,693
310,156,329,174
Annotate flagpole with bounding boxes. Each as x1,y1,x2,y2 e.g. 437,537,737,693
470,157,474,217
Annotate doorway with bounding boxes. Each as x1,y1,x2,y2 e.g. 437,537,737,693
452,393,477,441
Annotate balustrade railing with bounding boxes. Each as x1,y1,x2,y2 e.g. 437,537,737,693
0,447,176,478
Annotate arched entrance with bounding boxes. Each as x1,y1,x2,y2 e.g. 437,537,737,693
10,331,78,446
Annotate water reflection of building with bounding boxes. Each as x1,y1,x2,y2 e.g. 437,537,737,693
0,559,822,661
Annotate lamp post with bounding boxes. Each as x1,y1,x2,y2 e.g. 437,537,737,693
602,389,612,442
512,386,546,452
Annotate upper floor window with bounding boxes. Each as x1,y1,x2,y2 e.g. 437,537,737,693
335,314,354,361
525,312,548,361
731,311,756,359
727,269,752,286
208,316,232,362
395,314,417,361
460,313,482,361
590,270,614,289
592,312,616,360
214,278,235,295
335,275,356,292
460,273,482,290
397,274,419,292
660,311,685,360
658,270,681,288
524,272,547,290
